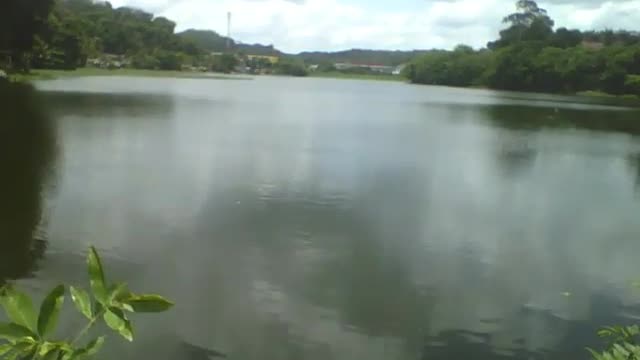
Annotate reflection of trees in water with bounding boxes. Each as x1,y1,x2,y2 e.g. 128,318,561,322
169,102,640,360
494,134,538,177
0,83,57,284
178,157,640,360
481,104,640,135
173,165,434,359
42,91,176,118
627,152,640,192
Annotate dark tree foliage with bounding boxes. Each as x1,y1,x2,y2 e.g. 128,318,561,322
406,0,640,96
211,54,238,73
274,58,308,77
2,0,200,71
0,0,55,71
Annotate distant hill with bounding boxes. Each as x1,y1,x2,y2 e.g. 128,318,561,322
177,30,230,52
296,49,430,66
177,30,420,65
177,29,281,56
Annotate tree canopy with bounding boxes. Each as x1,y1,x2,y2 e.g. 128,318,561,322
1,0,55,70
405,0,640,96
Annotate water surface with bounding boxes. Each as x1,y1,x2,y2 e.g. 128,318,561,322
3,76,640,360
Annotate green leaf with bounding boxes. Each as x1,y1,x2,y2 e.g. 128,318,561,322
0,287,38,332
125,294,174,313
103,308,133,341
121,319,134,342
93,301,103,318
107,283,130,305
87,247,107,303
38,341,72,357
38,285,65,337
41,349,60,360
39,342,57,356
11,338,36,358
0,344,11,356
69,287,92,320
61,351,76,360
588,348,603,360
0,323,37,341
83,336,105,356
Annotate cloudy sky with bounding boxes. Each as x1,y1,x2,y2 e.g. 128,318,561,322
108,0,640,53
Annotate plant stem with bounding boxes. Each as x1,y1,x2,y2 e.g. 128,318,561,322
71,308,106,345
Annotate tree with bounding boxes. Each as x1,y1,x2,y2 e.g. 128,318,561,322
489,0,555,49
405,49,492,87
211,54,238,73
551,27,583,48
0,0,55,71
274,58,308,77
503,0,554,28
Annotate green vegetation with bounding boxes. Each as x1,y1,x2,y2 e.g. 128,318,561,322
177,29,281,56
210,54,238,74
0,0,55,72
589,325,640,360
0,247,172,360
9,68,251,82
0,0,202,73
405,0,640,97
273,58,308,77
310,71,403,82
299,49,427,67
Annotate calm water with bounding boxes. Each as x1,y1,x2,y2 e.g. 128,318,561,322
3,76,640,360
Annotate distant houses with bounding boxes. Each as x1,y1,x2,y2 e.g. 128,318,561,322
87,54,131,69
331,62,405,75
581,40,605,50
246,54,279,64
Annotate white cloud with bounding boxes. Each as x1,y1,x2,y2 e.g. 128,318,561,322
108,0,640,53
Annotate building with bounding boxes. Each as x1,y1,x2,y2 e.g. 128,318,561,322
581,40,604,50
246,55,279,64
392,64,406,75
334,62,396,74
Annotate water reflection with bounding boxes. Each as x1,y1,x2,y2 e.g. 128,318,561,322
22,77,640,360
42,91,175,118
0,83,57,284
627,152,640,192
482,104,640,135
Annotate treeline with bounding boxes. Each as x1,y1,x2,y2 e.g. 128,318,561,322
33,0,202,70
0,0,309,75
405,0,640,96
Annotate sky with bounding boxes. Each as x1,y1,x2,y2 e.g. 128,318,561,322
107,0,640,53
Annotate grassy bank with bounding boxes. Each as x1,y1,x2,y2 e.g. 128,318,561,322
10,68,253,81
309,71,405,82
576,90,640,100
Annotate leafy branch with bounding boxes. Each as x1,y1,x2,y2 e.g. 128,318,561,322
0,247,173,360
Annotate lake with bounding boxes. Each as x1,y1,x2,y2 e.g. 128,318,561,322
3,76,640,360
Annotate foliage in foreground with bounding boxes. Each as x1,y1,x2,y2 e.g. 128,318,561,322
589,325,640,360
0,247,173,360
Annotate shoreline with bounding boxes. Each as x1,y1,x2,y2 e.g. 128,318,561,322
12,68,406,83
10,68,254,82
309,71,405,82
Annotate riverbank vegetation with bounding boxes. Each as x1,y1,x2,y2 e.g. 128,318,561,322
404,0,640,97
310,71,403,82
4,0,640,92
8,68,252,82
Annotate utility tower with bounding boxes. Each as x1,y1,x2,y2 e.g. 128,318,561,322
226,12,232,50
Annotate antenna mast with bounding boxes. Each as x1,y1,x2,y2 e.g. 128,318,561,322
226,12,232,50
